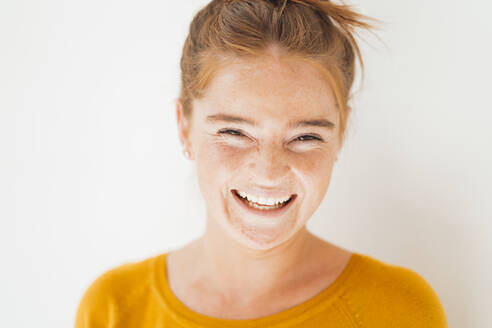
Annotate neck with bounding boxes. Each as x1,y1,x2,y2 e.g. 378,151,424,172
193,217,318,304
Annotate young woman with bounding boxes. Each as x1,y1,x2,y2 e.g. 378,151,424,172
75,1,448,326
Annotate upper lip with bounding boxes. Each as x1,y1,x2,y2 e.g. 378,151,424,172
232,187,295,199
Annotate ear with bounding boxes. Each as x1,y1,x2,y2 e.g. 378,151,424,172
176,98,193,157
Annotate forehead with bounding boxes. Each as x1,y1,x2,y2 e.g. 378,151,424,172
194,55,338,122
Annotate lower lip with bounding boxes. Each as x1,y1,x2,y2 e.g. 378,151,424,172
231,190,297,218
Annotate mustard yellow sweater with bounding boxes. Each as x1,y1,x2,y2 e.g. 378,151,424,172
75,252,448,327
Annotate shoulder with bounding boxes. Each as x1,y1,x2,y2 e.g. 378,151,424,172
342,253,448,327
74,253,163,327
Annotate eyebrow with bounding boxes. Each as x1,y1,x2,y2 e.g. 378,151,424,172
206,114,335,129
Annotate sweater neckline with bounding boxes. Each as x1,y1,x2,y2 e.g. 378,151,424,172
151,251,362,328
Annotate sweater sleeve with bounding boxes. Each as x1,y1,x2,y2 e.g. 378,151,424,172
74,270,119,328
397,266,448,327
342,259,448,327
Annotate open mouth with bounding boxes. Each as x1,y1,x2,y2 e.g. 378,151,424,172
231,189,297,216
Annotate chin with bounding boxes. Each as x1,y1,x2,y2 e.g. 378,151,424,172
207,191,305,250
224,212,300,251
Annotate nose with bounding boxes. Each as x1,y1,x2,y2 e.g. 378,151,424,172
247,140,290,185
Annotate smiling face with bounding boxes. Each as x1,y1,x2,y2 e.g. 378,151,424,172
176,52,347,251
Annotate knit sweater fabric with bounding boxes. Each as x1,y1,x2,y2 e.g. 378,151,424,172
75,252,448,327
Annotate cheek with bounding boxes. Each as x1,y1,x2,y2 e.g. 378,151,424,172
199,141,246,171
292,148,335,176
194,141,246,195
291,150,336,200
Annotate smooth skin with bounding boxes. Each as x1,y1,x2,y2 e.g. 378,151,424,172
172,45,353,319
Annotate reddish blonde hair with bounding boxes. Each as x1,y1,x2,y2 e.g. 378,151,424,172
179,0,381,146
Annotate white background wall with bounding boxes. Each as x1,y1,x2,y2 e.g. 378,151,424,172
1,0,490,326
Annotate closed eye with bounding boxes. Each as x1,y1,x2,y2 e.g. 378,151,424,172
295,135,323,142
218,129,323,142
218,129,246,137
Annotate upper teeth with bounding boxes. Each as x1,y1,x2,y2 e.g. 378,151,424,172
236,190,291,206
